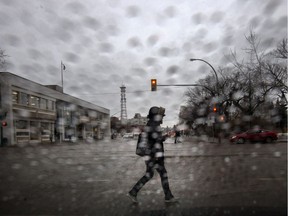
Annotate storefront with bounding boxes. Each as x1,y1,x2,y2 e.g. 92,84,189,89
0,72,110,146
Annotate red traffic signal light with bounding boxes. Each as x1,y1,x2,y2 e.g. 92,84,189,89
2,121,7,127
213,106,217,113
151,79,157,91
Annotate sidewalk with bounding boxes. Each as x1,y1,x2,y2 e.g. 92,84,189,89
277,133,288,142
183,133,287,143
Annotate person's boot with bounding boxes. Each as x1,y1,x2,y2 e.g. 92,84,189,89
165,196,178,203
127,191,138,203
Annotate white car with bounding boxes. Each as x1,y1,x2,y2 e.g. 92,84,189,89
123,133,134,138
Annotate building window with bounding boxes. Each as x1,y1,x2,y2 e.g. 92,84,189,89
30,121,39,140
47,100,54,110
20,92,29,106
12,91,19,104
40,122,50,136
40,98,47,110
15,120,29,129
41,122,50,130
30,95,40,108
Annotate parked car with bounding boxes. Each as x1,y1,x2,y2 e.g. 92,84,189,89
123,133,134,138
230,129,278,144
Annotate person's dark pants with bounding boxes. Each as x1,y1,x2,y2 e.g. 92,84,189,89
129,157,173,200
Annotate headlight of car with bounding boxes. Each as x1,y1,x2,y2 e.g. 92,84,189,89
231,136,236,139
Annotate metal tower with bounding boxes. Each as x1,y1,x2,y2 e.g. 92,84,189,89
120,85,128,121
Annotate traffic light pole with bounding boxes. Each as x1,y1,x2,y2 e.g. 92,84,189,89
0,127,2,147
156,84,215,95
154,83,221,143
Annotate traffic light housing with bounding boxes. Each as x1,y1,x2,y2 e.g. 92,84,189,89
151,79,157,91
213,104,217,113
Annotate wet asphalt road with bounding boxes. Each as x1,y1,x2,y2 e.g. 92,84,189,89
0,137,286,216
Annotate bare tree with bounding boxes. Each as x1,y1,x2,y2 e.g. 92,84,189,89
226,31,275,117
265,39,288,103
272,39,287,59
183,31,287,132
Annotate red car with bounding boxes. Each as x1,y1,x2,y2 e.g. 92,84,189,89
230,129,278,144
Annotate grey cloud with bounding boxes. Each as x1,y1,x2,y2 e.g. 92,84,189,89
0,0,17,7
46,65,59,74
249,16,262,29
20,10,33,25
69,82,96,94
164,77,177,84
161,87,173,97
262,38,275,49
203,42,218,53
127,37,142,48
277,16,287,29
64,52,80,63
126,5,141,18
82,16,101,31
53,17,78,42
99,42,115,53
65,1,87,15
19,64,40,77
93,60,117,74
191,13,206,25
106,25,120,36
195,28,208,39
131,68,146,77
146,35,159,46
109,74,122,83
80,36,93,47
59,18,78,31
132,90,145,98
54,30,73,42
210,11,225,23
5,61,15,71
123,75,134,83
107,0,121,8
143,57,157,66
220,55,230,65
27,49,44,60
261,19,276,32
67,85,81,94
158,47,178,57
3,34,22,47
198,65,209,73
222,35,234,46
0,11,13,26
166,65,179,76
182,42,192,53
164,6,177,18
263,0,282,15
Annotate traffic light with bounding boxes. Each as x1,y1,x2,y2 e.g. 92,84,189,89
1,121,7,127
213,104,217,113
151,79,157,91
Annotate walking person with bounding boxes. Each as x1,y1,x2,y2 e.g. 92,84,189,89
174,125,181,144
127,106,177,203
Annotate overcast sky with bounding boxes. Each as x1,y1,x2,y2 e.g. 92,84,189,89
0,0,287,127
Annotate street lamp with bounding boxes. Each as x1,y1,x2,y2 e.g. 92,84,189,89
190,58,219,94
190,58,221,144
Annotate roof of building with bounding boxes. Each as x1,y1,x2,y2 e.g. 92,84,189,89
0,72,109,114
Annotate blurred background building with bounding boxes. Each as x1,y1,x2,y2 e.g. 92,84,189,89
0,72,110,146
